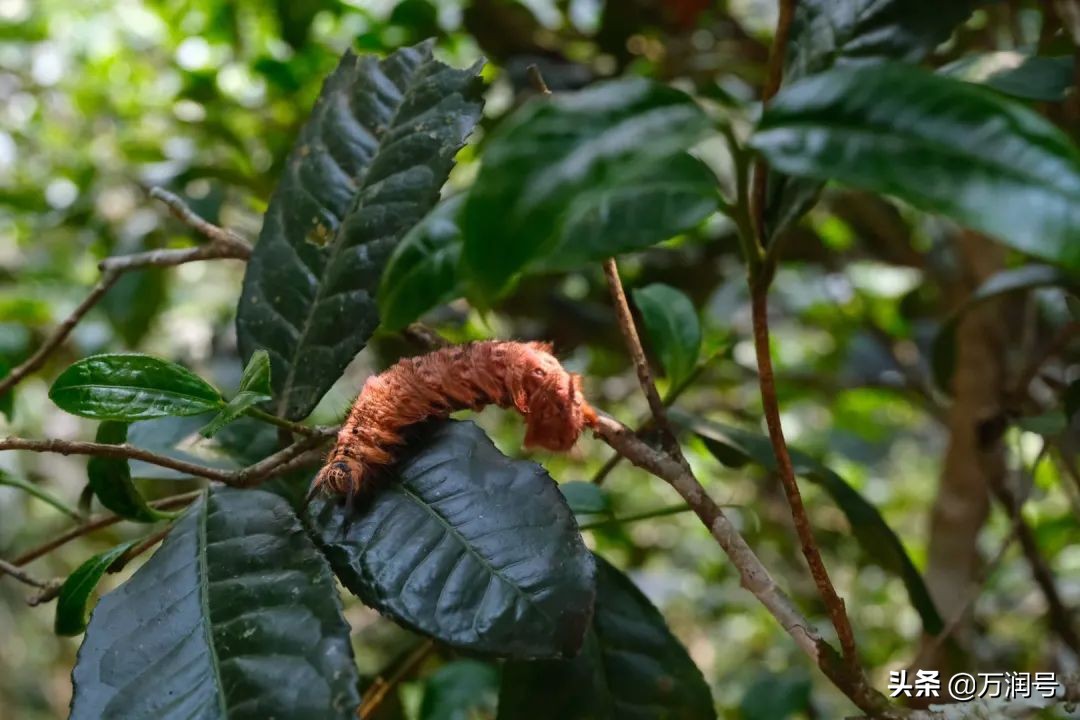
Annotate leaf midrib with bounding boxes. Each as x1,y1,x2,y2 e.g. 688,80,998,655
52,383,222,405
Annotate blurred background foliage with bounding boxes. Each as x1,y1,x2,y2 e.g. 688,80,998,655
1,1,1078,719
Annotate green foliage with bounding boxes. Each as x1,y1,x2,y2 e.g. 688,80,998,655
753,63,1080,270
87,422,173,522
499,556,716,720
419,660,500,720
310,421,596,659
0,357,12,421
462,77,713,301
235,41,485,420
0,469,81,519
633,283,702,387
558,481,611,516
49,354,223,421
940,52,1076,102
54,540,139,636
70,488,359,719
199,349,273,438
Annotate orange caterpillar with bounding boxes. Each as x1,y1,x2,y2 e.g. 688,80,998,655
314,341,598,496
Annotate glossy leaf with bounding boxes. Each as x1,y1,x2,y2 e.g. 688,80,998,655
378,194,466,331
754,63,1080,269
419,660,500,720
49,353,223,421
633,283,701,387
679,412,944,635
87,421,173,522
462,77,712,300
931,265,1077,391
236,42,485,420
499,556,715,720
940,52,1075,102
766,0,973,239
199,350,274,438
71,487,359,719
55,540,138,636
309,420,596,659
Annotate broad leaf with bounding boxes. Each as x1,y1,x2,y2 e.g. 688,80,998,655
753,63,1080,270
931,265,1077,390
87,421,173,522
49,353,223,421
309,420,596,659
633,283,701,387
940,52,1075,102
766,0,974,240
200,350,274,438
499,556,715,720
55,540,138,636
378,194,466,331
462,77,712,300
236,42,484,420
71,487,359,719
678,412,944,635
419,660,500,720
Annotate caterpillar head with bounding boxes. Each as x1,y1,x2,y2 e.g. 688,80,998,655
314,456,365,496
511,342,594,452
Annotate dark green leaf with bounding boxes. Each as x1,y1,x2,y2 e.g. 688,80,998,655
1065,379,1080,420
767,0,973,239
633,283,701,387
420,660,500,720
559,481,610,516
499,556,715,720
199,350,274,438
678,412,944,635
309,420,595,659
1016,412,1067,437
940,52,1075,102
49,353,223,421
931,265,1077,391
55,540,138,636
0,356,12,421
236,42,485,420
752,63,1080,270
462,77,712,300
378,194,466,331
87,422,173,522
100,267,168,347
738,671,811,720
0,468,82,519
127,414,240,480
71,487,359,719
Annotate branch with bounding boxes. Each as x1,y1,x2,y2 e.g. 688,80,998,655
0,188,250,398
602,258,686,463
358,639,436,719
590,413,895,718
0,557,50,589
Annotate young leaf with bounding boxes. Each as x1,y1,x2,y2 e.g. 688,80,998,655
752,63,1080,270
940,52,1075,102
49,353,223,421
499,556,716,720
70,488,359,719
931,265,1077,391
55,540,139,636
309,420,596,659
462,77,713,301
632,283,701,387
378,194,467,332
236,41,485,420
419,660,500,720
87,422,174,523
678,412,944,635
198,350,274,438
766,0,973,240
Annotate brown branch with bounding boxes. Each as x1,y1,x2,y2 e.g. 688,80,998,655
0,189,250,398
590,413,895,718
602,258,686,463
358,639,436,719
0,557,50,589
13,491,202,567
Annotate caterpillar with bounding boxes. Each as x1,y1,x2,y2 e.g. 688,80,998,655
314,341,598,497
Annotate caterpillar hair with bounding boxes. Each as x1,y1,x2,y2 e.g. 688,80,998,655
313,340,598,497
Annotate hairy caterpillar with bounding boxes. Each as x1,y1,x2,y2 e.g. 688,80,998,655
314,341,598,496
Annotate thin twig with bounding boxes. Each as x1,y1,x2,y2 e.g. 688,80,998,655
12,490,202,567
602,258,686,463
358,639,437,719
579,503,693,531
0,557,49,588
244,407,330,438
148,187,251,252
